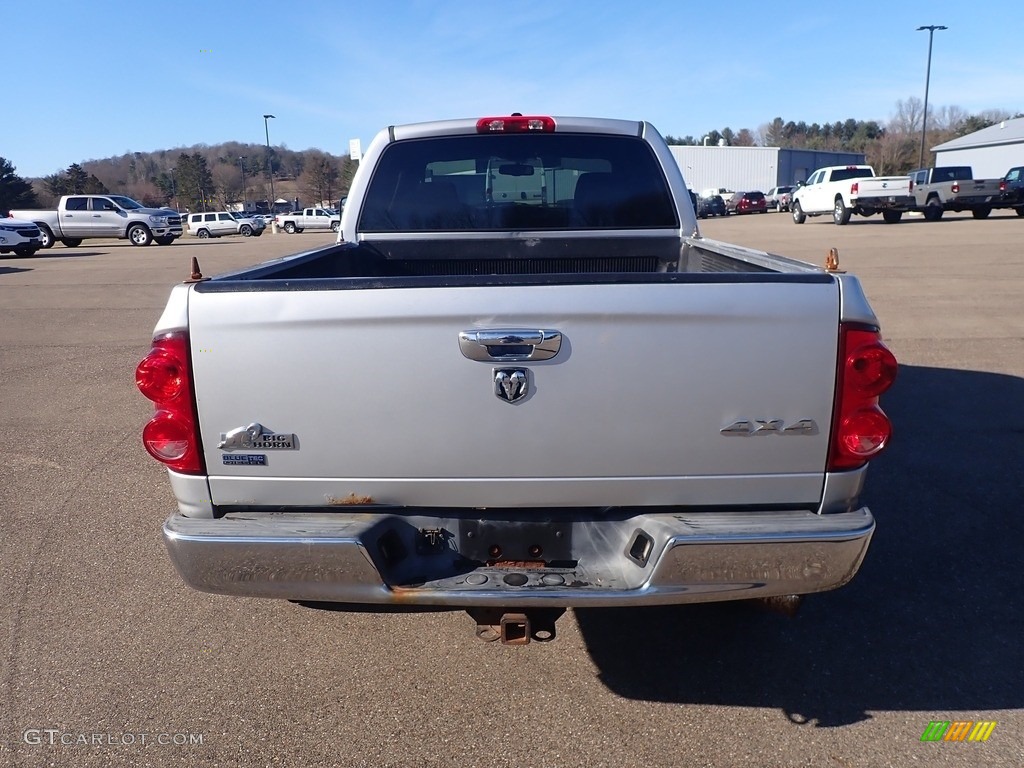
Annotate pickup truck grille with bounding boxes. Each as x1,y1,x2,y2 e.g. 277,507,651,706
390,256,661,275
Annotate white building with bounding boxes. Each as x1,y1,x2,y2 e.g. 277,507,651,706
931,117,1024,178
668,146,865,195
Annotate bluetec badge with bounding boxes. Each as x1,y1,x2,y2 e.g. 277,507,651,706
223,454,267,466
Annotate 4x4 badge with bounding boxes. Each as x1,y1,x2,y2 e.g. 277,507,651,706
494,368,528,403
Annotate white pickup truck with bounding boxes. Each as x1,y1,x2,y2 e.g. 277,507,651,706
10,194,183,247
139,115,897,645
274,207,341,234
791,165,913,225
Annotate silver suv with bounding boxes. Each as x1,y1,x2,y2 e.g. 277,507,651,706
187,211,265,238
766,186,794,211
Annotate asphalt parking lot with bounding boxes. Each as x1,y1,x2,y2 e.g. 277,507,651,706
2,214,1022,767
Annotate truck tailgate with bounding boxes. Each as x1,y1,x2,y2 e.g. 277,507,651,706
189,278,839,509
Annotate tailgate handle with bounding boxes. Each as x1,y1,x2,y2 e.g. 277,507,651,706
459,329,561,362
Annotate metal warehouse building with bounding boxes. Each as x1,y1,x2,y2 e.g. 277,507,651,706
668,146,865,196
931,117,1024,178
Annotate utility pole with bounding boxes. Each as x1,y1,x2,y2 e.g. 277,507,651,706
263,114,276,212
238,156,247,209
168,167,179,212
917,25,947,169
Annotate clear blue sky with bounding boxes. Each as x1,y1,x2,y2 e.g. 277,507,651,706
5,1,1022,178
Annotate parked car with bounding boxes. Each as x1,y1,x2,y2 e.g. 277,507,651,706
727,191,768,215
187,211,265,238
0,215,44,257
274,207,341,234
697,195,728,218
790,165,913,225
997,166,1024,216
10,194,182,247
907,166,1003,220
766,186,794,211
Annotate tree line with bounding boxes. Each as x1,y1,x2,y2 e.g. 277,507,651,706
664,97,1020,175
11,143,359,213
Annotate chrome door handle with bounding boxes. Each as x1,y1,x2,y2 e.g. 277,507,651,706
459,329,562,362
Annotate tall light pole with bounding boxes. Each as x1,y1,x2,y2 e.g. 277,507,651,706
168,167,179,212
238,156,247,209
263,114,276,212
917,25,947,169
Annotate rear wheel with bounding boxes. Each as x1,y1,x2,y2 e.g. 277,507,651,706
882,210,903,224
833,197,851,225
330,221,340,232
1016,207,1024,217
60,237,83,247
924,198,944,221
971,206,991,219
284,222,296,234
38,225,55,249
792,201,806,224
197,229,211,239
127,223,153,246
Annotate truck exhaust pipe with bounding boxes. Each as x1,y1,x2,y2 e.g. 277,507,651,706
754,595,803,617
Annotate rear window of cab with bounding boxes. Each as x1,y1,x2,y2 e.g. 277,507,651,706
359,134,678,232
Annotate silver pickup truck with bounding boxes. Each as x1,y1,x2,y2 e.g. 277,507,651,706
274,207,341,234
908,166,1003,220
138,115,897,644
11,194,182,248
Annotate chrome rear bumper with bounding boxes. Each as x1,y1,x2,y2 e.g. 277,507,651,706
163,507,874,608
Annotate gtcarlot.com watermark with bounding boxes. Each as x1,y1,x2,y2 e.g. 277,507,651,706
23,729,204,747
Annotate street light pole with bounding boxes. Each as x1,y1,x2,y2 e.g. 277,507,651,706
263,114,276,212
238,156,247,209
168,167,179,212
917,25,947,169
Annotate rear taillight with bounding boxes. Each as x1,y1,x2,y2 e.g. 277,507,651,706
476,115,555,133
952,182,960,194
909,179,914,192
1000,180,1007,192
850,182,859,195
136,332,205,474
828,325,898,471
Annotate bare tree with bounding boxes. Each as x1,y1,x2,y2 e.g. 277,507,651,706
891,97,925,135
868,130,916,175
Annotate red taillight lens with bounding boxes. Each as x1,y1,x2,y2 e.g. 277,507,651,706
143,413,194,462
837,407,892,458
829,326,898,471
851,182,859,195
136,332,205,474
845,340,899,397
135,351,185,402
1000,180,1007,192
476,116,555,133
952,182,960,194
